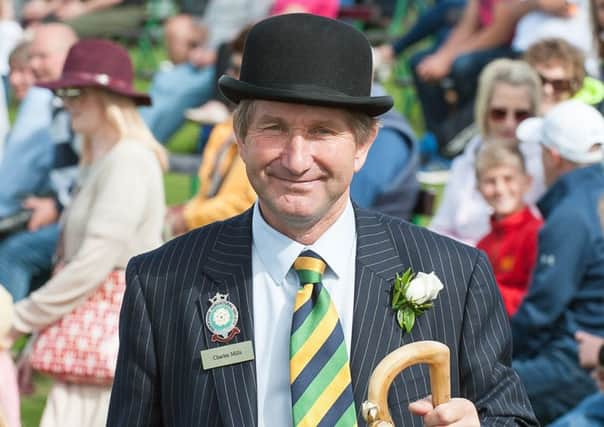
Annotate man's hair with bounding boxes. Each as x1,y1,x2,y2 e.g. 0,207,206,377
232,100,378,144
475,59,542,137
524,38,585,93
9,41,30,67
475,141,527,180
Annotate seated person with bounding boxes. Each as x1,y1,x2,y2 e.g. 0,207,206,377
0,24,78,302
165,117,256,236
548,331,604,426
524,38,604,113
163,14,207,66
430,59,545,245
350,83,420,220
512,100,604,423
21,0,147,38
375,0,466,62
140,0,271,143
512,0,596,73
165,39,255,236
475,143,542,316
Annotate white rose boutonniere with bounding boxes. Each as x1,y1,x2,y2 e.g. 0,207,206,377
391,269,444,333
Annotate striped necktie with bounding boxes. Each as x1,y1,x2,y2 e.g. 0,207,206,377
290,250,357,426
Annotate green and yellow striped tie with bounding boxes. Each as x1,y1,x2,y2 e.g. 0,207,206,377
290,250,357,427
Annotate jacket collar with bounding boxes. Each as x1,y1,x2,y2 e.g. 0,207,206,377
538,164,604,217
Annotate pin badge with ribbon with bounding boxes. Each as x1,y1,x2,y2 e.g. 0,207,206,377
205,292,240,343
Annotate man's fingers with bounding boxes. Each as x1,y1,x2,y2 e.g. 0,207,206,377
408,395,433,416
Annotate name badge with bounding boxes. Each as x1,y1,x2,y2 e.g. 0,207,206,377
200,340,255,370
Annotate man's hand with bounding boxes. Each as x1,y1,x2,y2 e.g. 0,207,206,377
576,331,604,369
409,396,480,426
22,197,59,231
416,53,453,82
536,0,574,17
56,1,88,19
188,47,216,68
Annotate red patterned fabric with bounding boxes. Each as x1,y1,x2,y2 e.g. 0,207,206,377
30,270,125,385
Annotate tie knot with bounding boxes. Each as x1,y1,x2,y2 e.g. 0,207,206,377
293,250,326,285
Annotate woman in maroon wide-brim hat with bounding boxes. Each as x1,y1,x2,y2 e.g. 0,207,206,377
2,39,167,427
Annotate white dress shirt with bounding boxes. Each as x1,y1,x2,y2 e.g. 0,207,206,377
252,200,357,427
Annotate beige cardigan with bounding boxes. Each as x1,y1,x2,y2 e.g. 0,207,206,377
14,140,165,333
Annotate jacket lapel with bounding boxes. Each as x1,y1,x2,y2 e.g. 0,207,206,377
198,209,258,427
350,209,425,409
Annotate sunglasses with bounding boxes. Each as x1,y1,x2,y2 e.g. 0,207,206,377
538,73,574,93
489,107,532,123
54,88,82,100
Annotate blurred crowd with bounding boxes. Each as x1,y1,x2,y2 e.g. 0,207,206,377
0,0,603,426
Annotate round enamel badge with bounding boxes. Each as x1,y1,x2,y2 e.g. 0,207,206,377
205,293,240,343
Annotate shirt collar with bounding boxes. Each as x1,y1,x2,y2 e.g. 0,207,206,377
251,200,356,286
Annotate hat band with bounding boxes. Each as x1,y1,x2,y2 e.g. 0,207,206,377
62,71,133,91
244,81,366,98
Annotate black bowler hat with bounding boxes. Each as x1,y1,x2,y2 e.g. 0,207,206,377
218,13,393,116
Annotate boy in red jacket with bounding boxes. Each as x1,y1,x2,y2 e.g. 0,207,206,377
476,142,543,316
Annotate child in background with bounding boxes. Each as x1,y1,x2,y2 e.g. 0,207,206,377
475,143,543,316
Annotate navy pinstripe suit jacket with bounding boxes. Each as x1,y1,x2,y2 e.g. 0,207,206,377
107,207,538,426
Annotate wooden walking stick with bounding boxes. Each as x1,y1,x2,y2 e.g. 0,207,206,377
361,341,451,426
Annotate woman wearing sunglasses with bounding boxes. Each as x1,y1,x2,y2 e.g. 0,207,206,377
430,58,545,245
524,37,604,114
0,39,167,427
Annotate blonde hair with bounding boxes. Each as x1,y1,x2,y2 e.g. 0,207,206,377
80,89,168,171
475,141,527,180
475,59,542,137
232,99,379,145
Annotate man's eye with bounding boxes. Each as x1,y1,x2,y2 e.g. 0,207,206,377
260,124,284,133
310,127,334,136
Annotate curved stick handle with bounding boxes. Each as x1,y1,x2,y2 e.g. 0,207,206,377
362,341,451,426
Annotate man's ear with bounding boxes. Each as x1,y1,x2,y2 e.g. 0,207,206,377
353,123,379,173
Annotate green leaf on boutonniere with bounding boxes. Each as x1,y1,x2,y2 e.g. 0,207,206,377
397,307,416,333
392,268,414,309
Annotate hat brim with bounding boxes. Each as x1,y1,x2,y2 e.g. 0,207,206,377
37,76,151,106
516,117,543,145
218,75,393,117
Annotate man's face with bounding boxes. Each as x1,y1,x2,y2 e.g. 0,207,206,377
237,100,374,234
29,35,68,82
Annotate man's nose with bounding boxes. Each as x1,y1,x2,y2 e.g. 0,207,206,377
282,133,312,175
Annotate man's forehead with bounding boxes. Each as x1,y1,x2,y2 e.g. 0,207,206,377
251,100,350,123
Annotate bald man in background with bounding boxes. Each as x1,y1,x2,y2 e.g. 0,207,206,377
0,23,79,301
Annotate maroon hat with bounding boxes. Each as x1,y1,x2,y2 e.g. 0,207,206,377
37,39,151,106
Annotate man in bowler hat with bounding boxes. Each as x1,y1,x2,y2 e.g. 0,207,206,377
108,14,537,426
